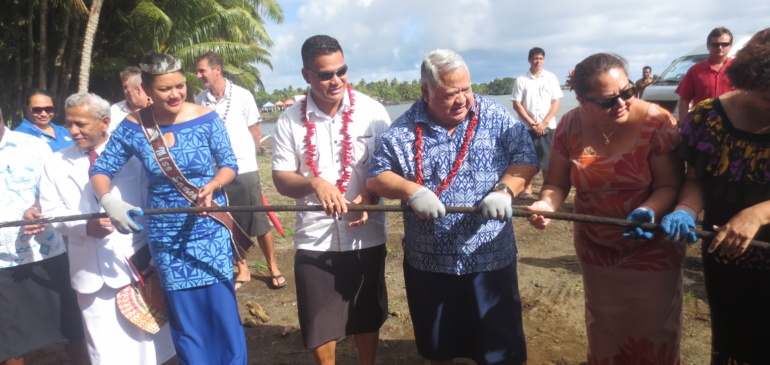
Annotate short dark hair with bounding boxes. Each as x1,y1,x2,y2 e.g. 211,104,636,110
572,53,628,97
25,88,53,106
528,47,545,59
301,35,343,68
707,27,733,44
643,66,652,72
194,51,224,70
727,28,770,92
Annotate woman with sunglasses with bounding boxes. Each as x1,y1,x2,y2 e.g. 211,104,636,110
526,53,685,363
14,89,74,152
661,28,770,364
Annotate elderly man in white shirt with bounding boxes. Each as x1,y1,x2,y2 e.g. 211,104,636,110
108,66,149,133
39,93,175,365
195,51,285,290
272,35,390,365
511,47,563,197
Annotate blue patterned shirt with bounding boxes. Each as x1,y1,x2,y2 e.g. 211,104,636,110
1,127,66,268
368,94,538,274
14,119,74,152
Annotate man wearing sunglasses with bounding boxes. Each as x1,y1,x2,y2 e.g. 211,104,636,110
511,47,563,198
272,35,391,365
675,26,736,123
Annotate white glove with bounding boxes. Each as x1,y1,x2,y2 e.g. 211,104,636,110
100,192,144,234
408,187,446,220
480,192,512,221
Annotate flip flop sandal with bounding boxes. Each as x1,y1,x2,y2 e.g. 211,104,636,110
234,280,249,290
271,275,287,289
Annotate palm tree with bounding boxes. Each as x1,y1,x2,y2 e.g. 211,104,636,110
126,0,283,95
77,0,104,92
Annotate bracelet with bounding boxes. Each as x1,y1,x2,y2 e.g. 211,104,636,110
211,178,223,190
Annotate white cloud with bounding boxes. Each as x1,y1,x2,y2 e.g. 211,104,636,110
258,0,770,93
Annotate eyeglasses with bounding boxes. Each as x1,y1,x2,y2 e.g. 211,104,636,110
710,42,731,48
30,106,55,114
584,83,636,110
306,65,348,81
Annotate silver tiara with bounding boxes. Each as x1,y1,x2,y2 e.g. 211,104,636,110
139,56,183,74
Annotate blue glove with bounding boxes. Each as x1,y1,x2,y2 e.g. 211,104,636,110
622,208,655,240
408,187,446,220
661,210,698,244
480,192,512,221
100,192,144,234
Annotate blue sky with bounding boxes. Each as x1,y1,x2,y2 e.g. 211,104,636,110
258,0,770,94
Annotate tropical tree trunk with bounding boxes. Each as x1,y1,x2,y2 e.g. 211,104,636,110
60,18,82,107
50,12,72,94
39,0,48,89
25,0,35,90
77,0,104,93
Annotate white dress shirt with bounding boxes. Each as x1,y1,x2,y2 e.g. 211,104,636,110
272,89,390,251
39,141,148,293
511,69,564,130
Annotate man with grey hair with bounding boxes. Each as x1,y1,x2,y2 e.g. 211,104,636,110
38,92,175,364
367,49,537,365
109,66,149,132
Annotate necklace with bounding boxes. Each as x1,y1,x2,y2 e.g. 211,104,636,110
414,102,478,196
601,124,618,145
301,85,356,194
214,79,233,123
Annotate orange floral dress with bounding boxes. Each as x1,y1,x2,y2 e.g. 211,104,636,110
553,104,686,365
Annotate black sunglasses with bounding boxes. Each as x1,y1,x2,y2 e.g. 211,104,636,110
30,106,55,114
584,83,636,110
710,42,731,48
307,65,348,81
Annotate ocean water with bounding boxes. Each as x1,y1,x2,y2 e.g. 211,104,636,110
260,90,579,137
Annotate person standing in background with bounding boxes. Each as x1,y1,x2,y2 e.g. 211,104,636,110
675,27,735,122
511,47,563,198
635,66,654,98
109,66,150,133
195,51,285,290
14,88,74,152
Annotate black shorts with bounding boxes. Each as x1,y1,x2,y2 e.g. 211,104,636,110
0,254,84,361
404,260,527,364
294,245,388,348
527,128,553,171
223,170,272,237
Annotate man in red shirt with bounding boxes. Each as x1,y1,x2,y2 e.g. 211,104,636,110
675,27,735,123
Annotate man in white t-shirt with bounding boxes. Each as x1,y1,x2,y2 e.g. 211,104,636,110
195,51,285,290
511,47,563,197
108,66,149,132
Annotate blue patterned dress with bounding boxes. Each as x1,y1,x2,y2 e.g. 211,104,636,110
91,111,238,291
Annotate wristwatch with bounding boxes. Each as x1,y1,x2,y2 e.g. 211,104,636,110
491,183,514,197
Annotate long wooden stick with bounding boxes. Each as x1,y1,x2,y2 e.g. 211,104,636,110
3,204,768,250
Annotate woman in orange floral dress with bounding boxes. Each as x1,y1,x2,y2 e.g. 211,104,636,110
527,53,685,364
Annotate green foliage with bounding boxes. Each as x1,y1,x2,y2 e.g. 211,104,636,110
0,0,283,124
484,77,517,95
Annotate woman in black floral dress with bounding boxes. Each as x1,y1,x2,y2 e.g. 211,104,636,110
662,28,770,364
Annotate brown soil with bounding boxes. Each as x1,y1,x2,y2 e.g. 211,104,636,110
27,145,712,364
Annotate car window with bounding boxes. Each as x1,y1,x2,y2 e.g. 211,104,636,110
656,55,709,84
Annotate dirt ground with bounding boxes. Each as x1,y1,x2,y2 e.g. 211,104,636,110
27,146,713,365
